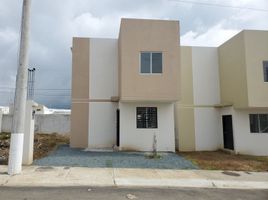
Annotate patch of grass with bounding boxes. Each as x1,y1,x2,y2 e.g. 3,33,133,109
0,132,11,140
145,154,162,160
105,160,113,167
179,150,268,172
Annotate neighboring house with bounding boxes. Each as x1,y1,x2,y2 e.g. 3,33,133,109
35,104,71,114
71,18,268,156
34,104,54,114
0,106,9,114
177,30,268,156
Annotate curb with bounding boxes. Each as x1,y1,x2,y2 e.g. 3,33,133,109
114,178,268,190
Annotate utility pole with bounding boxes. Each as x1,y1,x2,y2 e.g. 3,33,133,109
8,0,32,175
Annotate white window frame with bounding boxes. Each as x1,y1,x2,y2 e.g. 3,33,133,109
139,52,163,75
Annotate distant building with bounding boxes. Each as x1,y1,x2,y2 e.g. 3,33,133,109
0,106,9,114
9,102,70,115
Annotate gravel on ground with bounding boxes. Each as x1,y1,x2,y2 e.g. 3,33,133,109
34,145,198,169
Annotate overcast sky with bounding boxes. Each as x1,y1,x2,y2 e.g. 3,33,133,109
0,0,268,108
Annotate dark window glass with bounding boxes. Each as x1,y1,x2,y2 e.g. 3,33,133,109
140,53,151,73
259,114,268,133
137,107,158,129
152,53,162,73
249,114,268,133
263,61,268,82
249,114,259,133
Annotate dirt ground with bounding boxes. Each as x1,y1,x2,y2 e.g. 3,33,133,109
0,133,69,165
179,150,268,172
1,134,267,172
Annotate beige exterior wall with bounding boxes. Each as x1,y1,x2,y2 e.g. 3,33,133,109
218,32,249,108
70,38,90,148
175,47,196,151
244,30,268,107
119,18,180,102
219,30,268,108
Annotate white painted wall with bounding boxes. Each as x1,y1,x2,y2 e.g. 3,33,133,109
233,109,268,156
0,110,2,133
22,100,35,165
0,114,70,135
1,114,12,133
87,38,119,148
191,47,221,150
90,38,118,99
119,102,175,152
194,108,221,151
88,102,117,148
34,114,70,134
219,107,268,156
192,47,220,105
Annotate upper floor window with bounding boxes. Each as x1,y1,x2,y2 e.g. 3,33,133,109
140,52,162,74
263,61,268,82
249,114,268,133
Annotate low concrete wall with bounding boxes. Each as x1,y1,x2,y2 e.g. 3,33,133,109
1,114,12,133
1,114,70,135
0,110,2,133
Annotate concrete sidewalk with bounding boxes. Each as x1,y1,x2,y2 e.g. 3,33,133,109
0,165,267,189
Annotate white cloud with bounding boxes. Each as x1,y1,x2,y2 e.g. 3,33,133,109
181,21,239,46
0,0,268,107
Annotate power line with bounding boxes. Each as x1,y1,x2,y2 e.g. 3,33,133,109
170,0,268,12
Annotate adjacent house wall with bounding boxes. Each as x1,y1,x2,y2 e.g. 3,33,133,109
175,46,195,151
220,107,268,156
88,103,117,148
176,47,222,151
119,102,175,152
70,38,90,148
233,108,268,156
192,47,221,151
89,39,118,99
88,38,118,148
218,31,249,108
119,18,180,102
244,30,268,107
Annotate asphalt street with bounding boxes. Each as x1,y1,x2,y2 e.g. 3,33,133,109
0,187,267,200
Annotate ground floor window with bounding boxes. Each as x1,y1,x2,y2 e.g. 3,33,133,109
136,107,158,129
249,114,268,133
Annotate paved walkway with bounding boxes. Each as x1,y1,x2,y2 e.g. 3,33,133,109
1,165,268,189
34,145,197,169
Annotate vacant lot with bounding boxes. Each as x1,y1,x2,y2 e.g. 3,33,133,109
179,151,268,172
0,133,69,165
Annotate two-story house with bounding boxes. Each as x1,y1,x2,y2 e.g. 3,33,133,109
176,30,268,156
70,18,268,155
70,19,180,152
